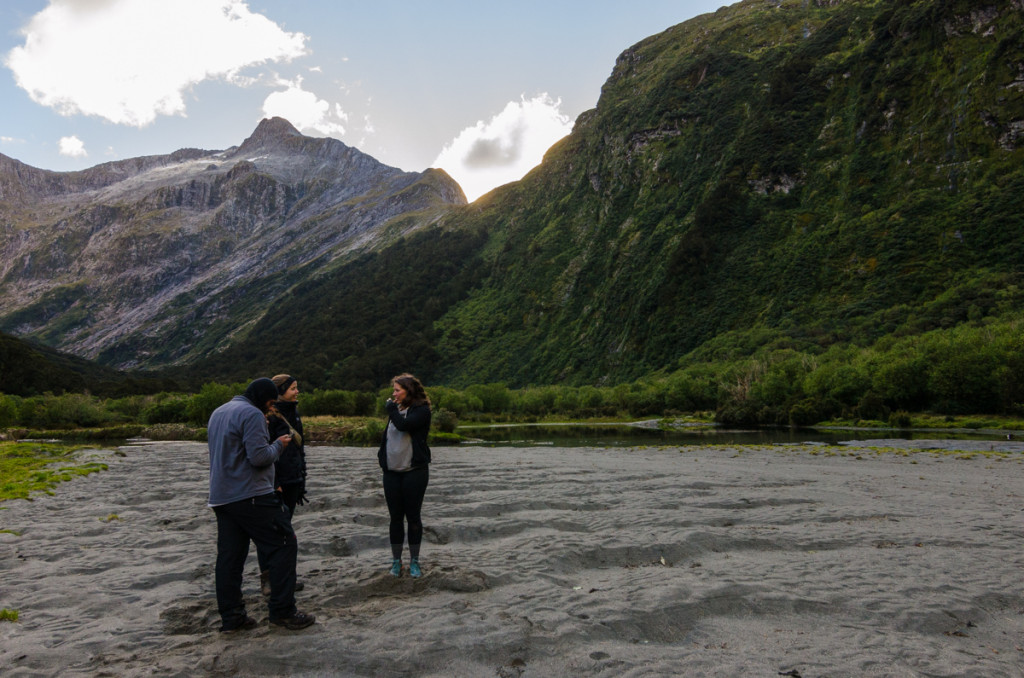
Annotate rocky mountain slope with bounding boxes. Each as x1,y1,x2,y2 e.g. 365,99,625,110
0,117,465,368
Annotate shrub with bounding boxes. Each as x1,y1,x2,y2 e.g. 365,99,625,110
186,383,239,426
513,386,558,416
358,420,385,444
624,387,666,417
19,393,113,429
553,387,581,414
871,352,929,411
928,343,1001,413
433,408,458,433
141,394,191,425
428,387,483,417
888,410,912,428
304,390,357,416
788,398,821,427
664,367,718,411
578,385,608,411
715,398,760,427
0,395,19,427
754,354,810,405
855,391,890,421
464,383,512,413
803,361,868,407
789,396,843,427
106,395,149,421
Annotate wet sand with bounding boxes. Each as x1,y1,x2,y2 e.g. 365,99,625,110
2,440,1024,677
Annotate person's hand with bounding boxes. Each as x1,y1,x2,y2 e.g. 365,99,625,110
276,434,292,446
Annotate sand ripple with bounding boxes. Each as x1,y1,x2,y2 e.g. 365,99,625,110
2,442,1024,676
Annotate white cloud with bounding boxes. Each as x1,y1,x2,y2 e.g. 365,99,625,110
262,78,347,137
58,135,87,158
4,0,307,127
433,93,573,202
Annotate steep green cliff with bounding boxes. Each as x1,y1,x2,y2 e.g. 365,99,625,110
203,0,1024,390
435,0,1024,385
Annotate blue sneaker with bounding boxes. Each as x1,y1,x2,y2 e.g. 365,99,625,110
389,558,402,577
409,557,422,578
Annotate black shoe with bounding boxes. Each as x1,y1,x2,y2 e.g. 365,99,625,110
270,611,316,630
295,580,305,592
220,615,258,632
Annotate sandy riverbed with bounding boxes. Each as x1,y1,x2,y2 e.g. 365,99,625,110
2,440,1024,677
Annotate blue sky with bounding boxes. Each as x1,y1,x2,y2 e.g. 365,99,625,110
1,1,728,201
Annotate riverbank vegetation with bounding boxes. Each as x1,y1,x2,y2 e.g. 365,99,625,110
3,319,1024,444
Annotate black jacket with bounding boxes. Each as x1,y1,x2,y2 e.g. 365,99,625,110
268,399,306,486
377,401,431,471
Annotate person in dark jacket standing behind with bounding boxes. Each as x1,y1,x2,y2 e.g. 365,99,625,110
254,374,308,596
377,373,432,578
268,374,307,515
208,377,315,632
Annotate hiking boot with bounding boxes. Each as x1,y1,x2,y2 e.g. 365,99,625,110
409,557,422,578
389,558,402,577
220,615,258,633
270,611,316,630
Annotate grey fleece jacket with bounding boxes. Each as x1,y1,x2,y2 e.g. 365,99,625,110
207,395,285,506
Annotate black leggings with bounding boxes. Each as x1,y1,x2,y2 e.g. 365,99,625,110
382,467,429,557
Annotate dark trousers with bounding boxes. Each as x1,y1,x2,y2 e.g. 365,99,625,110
383,467,429,554
256,484,301,573
214,493,297,626
279,483,302,516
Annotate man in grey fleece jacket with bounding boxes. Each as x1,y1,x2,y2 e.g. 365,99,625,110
208,378,315,632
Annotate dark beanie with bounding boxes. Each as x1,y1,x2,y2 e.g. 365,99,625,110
243,378,279,412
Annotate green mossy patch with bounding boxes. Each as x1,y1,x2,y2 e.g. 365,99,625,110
0,441,109,503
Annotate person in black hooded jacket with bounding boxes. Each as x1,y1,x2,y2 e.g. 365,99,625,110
254,374,307,597
268,374,307,515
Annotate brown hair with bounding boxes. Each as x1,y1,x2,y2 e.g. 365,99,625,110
392,373,430,407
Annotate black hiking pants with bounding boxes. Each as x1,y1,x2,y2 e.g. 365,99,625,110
213,493,297,627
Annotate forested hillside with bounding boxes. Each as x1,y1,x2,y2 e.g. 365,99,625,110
0,330,173,397
194,0,1024,410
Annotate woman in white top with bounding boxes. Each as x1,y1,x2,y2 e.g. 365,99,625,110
376,373,432,578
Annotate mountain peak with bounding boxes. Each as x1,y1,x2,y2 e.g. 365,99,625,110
236,117,303,153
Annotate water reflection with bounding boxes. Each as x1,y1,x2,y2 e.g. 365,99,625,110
455,422,1016,448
